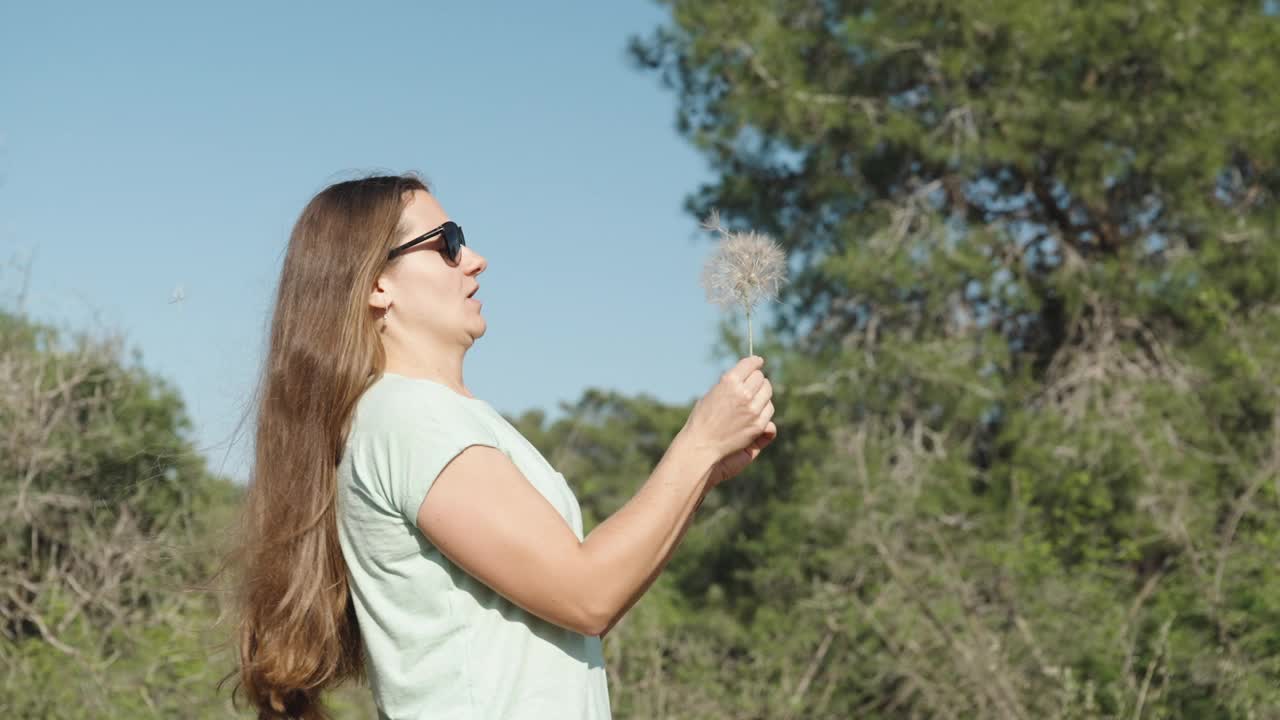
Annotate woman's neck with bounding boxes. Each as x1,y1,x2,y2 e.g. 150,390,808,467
381,344,471,398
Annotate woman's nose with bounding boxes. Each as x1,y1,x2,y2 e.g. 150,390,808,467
464,246,486,274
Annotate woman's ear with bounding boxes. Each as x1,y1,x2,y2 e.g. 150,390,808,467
368,277,392,312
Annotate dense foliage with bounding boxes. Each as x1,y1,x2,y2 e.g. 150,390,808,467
571,1,1280,716
0,308,242,717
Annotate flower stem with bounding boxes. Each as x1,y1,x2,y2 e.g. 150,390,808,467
747,309,753,356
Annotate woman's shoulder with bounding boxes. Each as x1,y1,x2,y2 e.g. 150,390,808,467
351,373,493,437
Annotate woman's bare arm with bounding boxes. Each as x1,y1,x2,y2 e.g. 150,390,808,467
419,357,770,635
599,486,710,639
416,432,717,636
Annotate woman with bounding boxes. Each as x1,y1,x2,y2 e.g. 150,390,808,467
228,173,777,719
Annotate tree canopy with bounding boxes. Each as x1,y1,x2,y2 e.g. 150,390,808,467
579,1,1280,716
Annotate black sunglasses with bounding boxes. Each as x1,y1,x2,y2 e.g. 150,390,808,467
387,221,466,263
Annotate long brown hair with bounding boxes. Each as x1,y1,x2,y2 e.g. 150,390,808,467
219,172,428,718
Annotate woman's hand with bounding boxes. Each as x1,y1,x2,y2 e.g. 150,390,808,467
707,420,777,488
678,355,777,488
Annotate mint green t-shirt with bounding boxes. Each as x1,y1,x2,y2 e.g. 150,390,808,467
336,372,612,720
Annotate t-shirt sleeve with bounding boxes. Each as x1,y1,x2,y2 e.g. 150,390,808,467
367,410,503,525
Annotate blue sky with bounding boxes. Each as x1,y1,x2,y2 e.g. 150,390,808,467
0,2,758,484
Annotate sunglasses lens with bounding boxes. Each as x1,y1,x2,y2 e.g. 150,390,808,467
446,223,465,263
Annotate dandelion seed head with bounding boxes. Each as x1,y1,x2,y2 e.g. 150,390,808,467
700,208,723,234
699,211,788,313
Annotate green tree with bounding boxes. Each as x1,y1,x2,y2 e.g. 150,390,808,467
0,308,251,718
585,0,1280,716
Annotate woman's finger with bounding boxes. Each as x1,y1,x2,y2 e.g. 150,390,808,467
725,355,765,384
749,381,773,414
758,401,775,428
